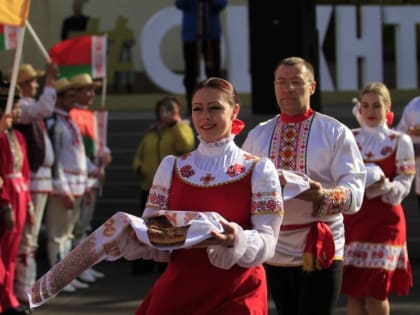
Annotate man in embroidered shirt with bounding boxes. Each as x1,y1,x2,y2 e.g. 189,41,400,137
69,73,111,282
45,78,90,293
242,56,366,315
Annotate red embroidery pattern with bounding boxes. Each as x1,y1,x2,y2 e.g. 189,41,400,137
200,173,215,185
165,212,177,225
44,234,100,302
397,159,416,175
147,185,169,209
103,240,121,257
270,118,311,173
183,211,199,224
279,123,298,170
365,152,374,160
344,242,409,270
380,146,393,155
103,218,116,237
251,191,284,215
180,165,195,178
226,163,245,177
316,186,351,216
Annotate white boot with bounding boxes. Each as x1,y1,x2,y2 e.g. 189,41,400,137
47,240,62,267
89,268,105,279
71,279,89,289
62,283,77,293
78,269,96,283
14,253,36,303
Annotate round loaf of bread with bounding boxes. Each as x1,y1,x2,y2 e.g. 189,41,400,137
146,215,190,247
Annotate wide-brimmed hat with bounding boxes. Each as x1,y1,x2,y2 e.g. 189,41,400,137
54,78,75,94
69,73,102,89
15,64,45,84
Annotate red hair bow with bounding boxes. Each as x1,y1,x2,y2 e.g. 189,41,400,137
231,119,245,135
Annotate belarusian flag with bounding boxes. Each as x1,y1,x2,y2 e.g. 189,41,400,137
0,0,31,27
49,35,107,79
0,24,19,50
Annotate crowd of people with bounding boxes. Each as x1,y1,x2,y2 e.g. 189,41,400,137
1,54,418,315
127,57,417,315
0,62,112,315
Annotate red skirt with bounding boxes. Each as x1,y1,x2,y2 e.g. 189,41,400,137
342,196,412,300
136,248,267,315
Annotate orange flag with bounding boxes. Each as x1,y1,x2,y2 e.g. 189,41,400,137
0,0,31,27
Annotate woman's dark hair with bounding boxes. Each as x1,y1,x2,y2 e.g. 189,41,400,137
0,80,21,111
192,77,239,106
154,96,183,120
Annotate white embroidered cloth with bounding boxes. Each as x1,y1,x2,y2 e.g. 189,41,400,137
279,169,311,200
29,210,225,309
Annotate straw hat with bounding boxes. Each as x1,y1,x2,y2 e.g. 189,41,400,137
54,78,75,94
16,64,45,84
69,73,102,89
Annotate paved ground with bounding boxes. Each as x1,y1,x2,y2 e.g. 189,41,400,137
30,257,420,315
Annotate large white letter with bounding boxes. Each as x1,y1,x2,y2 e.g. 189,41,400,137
140,7,183,94
225,5,250,93
383,6,420,89
336,6,383,90
316,5,334,91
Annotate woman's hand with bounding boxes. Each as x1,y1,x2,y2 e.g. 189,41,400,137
194,221,235,248
369,175,386,190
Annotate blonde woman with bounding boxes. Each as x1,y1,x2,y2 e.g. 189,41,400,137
342,82,415,315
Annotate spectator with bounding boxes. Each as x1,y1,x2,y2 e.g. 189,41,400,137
61,0,89,40
175,0,227,112
132,95,195,274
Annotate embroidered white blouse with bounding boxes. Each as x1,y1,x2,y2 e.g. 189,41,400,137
49,108,88,197
19,90,56,192
396,96,420,194
131,136,284,269
353,122,415,204
243,112,367,266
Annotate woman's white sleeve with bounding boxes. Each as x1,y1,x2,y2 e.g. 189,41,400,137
207,158,283,269
381,134,415,205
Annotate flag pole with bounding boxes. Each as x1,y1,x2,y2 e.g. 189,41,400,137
6,26,26,114
101,74,107,109
25,20,51,63
100,34,108,109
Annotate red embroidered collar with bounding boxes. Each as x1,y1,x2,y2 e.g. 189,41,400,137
280,108,314,123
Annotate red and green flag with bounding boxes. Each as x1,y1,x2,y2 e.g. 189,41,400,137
49,35,107,79
0,24,19,50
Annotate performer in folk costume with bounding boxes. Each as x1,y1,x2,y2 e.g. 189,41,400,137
0,82,32,315
242,57,366,315
45,78,90,293
342,82,415,315
396,94,420,216
69,73,111,282
135,77,283,314
12,62,58,304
